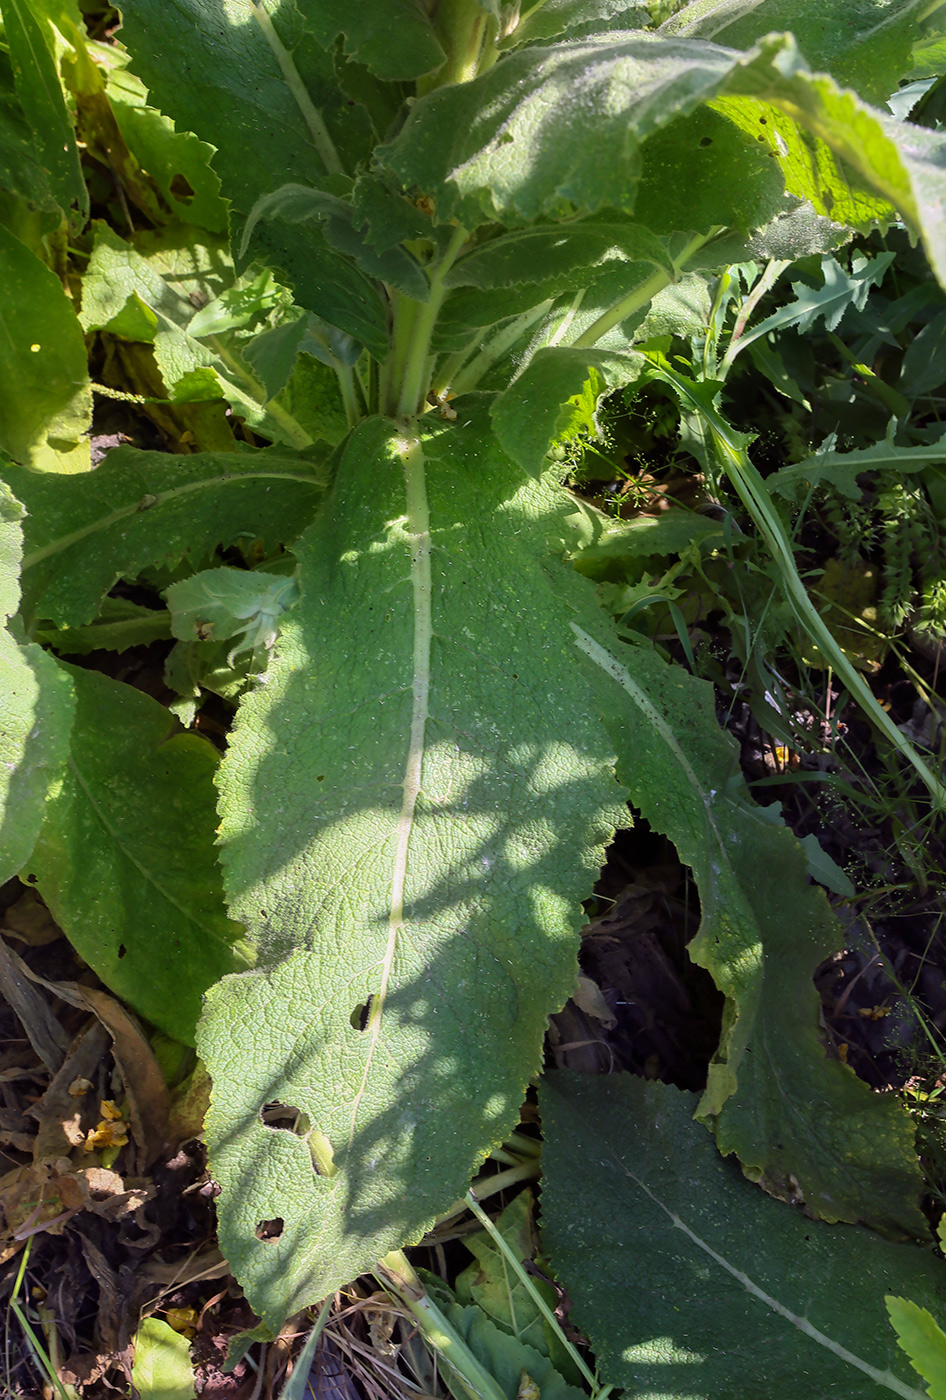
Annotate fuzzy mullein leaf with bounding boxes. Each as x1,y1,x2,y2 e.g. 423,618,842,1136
376,33,760,229
166,567,299,663
703,0,925,106
540,1073,944,1400
571,629,926,1235
240,182,428,302
116,0,394,342
502,0,648,48
199,403,628,1327
0,478,75,884
0,224,91,472
24,664,250,1046
446,222,673,289
2,443,327,629
492,348,645,472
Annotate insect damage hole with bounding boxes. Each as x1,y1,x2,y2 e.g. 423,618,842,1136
259,1101,307,1134
255,1217,283,1242
350,996,373,1031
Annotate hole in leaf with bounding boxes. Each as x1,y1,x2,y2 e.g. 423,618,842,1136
255,1217,283,1242
759,115,767,125
351,997,373,1031
169,173,196,202
259,1101,307,1134
699,136,713,147
498,131,514,145
117,944,127,960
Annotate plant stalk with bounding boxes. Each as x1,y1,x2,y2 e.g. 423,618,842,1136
393,225,469,419
376,1251,508,1400
653,359,946,809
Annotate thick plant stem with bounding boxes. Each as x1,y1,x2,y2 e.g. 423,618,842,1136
377,1252,507,1400
423,0,498,90
249,0,344,175
392,225,469,419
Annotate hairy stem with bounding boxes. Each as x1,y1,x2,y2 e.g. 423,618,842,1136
393,225,469,419
447,300,554,397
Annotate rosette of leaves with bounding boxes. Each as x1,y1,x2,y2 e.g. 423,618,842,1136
6,0,946,1338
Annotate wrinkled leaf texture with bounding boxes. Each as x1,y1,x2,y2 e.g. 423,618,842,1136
199,404,629,1325
2,443,328,628
24,664,247,1045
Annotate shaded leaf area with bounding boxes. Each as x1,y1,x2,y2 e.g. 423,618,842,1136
701,0,927,106
78,222,343,449
540,1072,945,1400
0,481,75,886
492,350,645,473
200,404,629,1326
573,630,927,1234
295,0,446,82
455,1189,581,1384
24,665,248,1046
377,28,946,288
3,0,87,228
2,443,328,628
116,0,397,346
422,1272,585,1400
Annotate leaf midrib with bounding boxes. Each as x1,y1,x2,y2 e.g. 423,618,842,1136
21,470,321,571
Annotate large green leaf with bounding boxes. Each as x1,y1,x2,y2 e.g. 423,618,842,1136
702,0,928,105
199,404,628,1326
447,222,673,289
104,58,229,233
0,479,75,884
24,665,249,1045
117,0,394,344
1,0,87,227
0,222,91,472
3,442,328,628
376,33,753,228
571,629,926,1234
377,29,946,289
539,1072,945,1400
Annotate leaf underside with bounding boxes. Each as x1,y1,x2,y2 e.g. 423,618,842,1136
200,403,629,1325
